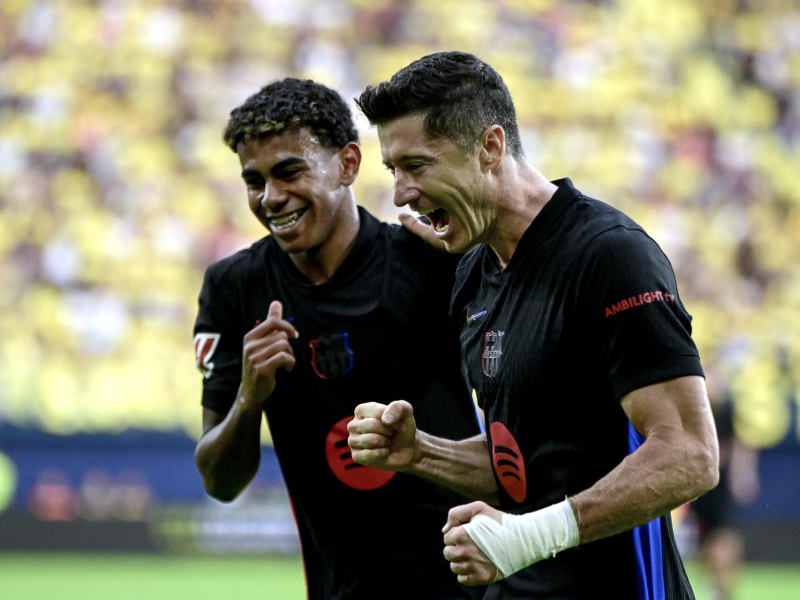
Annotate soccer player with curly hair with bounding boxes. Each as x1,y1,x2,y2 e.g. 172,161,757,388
193,78,486,600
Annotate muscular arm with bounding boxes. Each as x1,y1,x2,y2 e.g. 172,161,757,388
348,400,499,505
569,375,719,544
410,431,499,505
194,392,264,502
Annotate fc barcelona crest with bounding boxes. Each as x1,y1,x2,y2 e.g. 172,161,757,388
310,334,354,380
482,330,504,378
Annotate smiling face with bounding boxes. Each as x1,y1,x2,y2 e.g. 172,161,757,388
237,128,357,256
378,114,497,253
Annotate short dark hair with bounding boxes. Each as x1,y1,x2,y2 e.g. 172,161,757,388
223,78,359,152
356,51,524,159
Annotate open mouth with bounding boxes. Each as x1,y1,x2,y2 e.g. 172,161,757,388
417,207,450,236
268,208,307,232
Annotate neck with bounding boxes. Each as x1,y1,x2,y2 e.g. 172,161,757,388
290,195,360,285
487,161,557,269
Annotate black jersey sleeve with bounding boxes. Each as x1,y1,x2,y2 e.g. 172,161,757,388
193,262,244,415
580,226,704,400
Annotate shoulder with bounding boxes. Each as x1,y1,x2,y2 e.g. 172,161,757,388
379,215,462,269
203,236,273,286
566,196,664,264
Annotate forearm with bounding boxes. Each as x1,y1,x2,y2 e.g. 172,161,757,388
409,432,499,505
569,430,718,544
195,393,264,502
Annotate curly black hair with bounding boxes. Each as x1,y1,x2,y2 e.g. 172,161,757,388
223,78,359,152
356,51,524,159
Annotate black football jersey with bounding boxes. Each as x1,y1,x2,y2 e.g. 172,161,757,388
452,179,702,600
194,207,485,600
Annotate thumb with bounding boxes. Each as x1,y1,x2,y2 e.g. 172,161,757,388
268,300,283,320
443,502,488,533
398,214,447,251
382,400,414,433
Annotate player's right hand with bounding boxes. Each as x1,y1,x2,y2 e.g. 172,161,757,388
241,300,298,407
399,213,448,251
348,400,418,471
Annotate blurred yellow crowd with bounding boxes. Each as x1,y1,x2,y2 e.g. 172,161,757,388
1,0,799,447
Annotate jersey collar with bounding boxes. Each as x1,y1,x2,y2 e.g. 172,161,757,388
276,205,381,288
500,177,582,272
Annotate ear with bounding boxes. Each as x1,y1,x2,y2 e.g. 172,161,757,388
339,142,361,186
479,125,506,172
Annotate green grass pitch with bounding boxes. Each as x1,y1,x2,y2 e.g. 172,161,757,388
0,553,798,599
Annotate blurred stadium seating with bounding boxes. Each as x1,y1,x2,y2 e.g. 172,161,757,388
1,0,799,562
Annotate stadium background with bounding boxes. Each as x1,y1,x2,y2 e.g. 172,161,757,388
1,0,799,598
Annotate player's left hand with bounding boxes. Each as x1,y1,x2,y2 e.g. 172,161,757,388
442,501,506,586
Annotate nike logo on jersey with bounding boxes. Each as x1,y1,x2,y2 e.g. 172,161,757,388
466,310,487,326
194,333,220,378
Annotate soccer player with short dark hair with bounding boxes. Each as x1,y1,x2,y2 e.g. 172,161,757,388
193,78,486,600
348,52,719,599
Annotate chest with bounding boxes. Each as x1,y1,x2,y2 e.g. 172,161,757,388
244,253,453,413
461,264,579,409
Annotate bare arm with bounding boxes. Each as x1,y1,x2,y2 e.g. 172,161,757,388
348,400,499,504
569,375,719,544
194,395,265,501
194,301,297,502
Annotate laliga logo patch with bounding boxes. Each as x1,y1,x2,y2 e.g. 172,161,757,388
194,333,220,378
490,422,527,503
482,330,504,378
310,334,354,380
325,416,395,491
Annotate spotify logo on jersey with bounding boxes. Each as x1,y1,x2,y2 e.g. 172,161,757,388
490,422,527,503
325,416,396,491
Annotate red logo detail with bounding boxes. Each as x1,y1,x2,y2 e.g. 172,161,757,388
490,422,527,503
604,291,675,318
325,416,396,491
194,333,220,378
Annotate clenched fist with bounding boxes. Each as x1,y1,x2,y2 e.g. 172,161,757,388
443,502,505,586
347,400,418,471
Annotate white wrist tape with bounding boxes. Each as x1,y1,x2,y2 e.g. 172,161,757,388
461,500,580,578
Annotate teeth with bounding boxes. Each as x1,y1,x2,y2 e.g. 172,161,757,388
416,208,436,216
270,209,304,230
435,221,448,232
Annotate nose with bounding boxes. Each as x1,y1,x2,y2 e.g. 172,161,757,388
261,181,288,210
392,172,420,208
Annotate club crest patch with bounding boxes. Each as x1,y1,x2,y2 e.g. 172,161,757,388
482,330,504,378
194,333,220,378
325,416,396,491
490,422,527,503
309,334,354,380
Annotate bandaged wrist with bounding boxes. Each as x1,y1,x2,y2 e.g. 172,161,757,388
461,499,580,578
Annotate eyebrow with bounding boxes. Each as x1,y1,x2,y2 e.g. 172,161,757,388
382,154,432,168
241,157,307,179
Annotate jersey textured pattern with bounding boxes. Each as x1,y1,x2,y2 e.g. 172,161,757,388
195,207,484,600
452,179,701,600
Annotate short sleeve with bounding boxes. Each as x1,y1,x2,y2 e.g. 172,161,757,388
193,265,244,415
580,226,704,400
